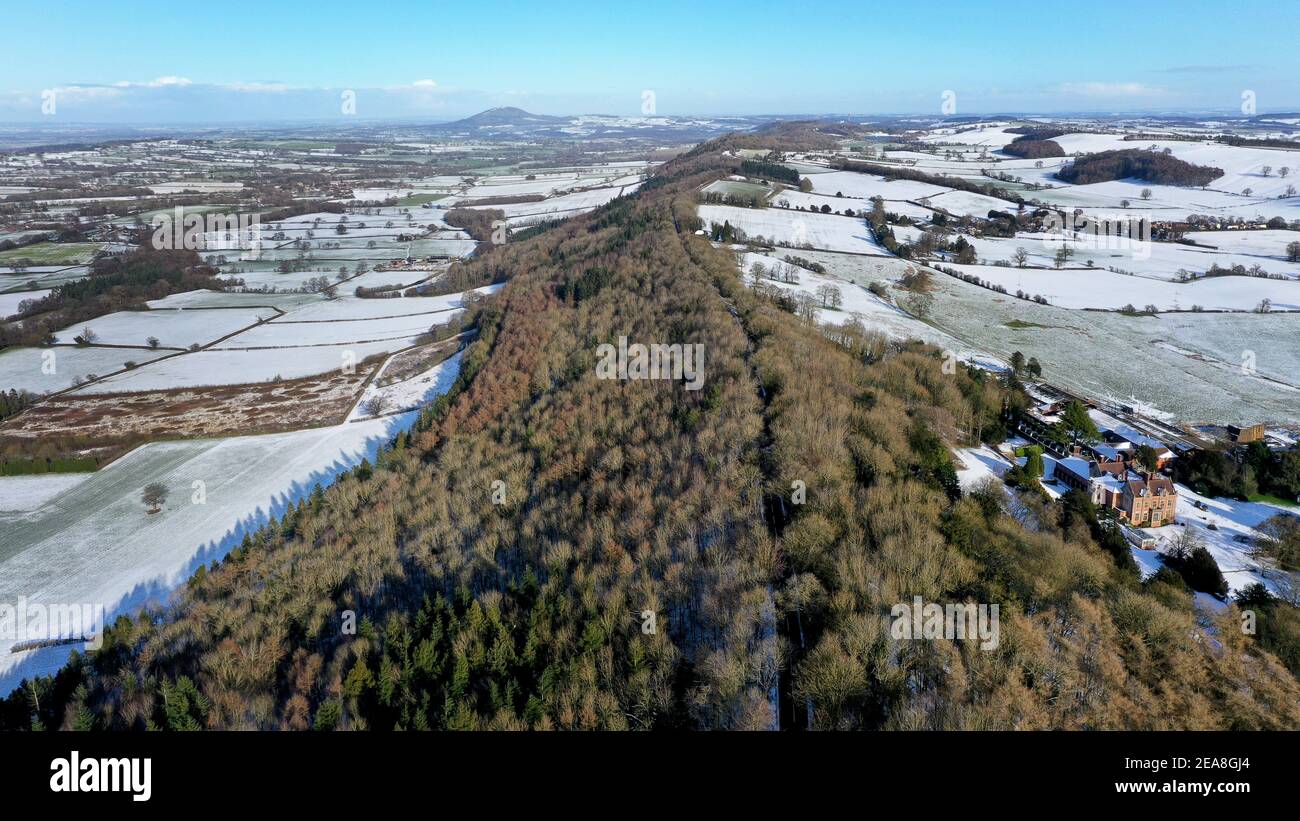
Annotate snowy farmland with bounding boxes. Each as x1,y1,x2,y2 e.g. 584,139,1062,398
0,289,50,319
0,345,173,394
786,248,1300,425
55,285,501,395
69,339,405,393
51,307,273,348
212,313,439,348
909,229,1300,281
737,251,995,365
945,264,1300,312
699,204,888,254
798,169,951,202
0,409,427,691
467,184,638,226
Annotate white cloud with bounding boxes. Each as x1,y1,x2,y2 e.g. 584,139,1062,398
114,76,194,88
226,82,292,93
52,85,124,100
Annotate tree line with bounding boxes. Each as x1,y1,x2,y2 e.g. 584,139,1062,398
1057,149,1224,187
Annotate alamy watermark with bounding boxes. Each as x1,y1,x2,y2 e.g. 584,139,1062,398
1042,211,1152,261
596,335,705,391
890,596,1000,651
0,597,105,652
151,206,263,259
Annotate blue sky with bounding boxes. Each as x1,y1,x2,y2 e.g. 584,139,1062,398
2,0,1296,122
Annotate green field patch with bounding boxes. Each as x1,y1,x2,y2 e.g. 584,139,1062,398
397,193,447,206
1249,493,1299,509
0,242,103,264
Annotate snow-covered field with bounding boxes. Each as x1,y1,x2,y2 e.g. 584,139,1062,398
921,189,1020,218
699,204,887,254
0,345,173,394
147,289,320,312
945,263,1300,311
1187,229,1300,260
69,339,402,393
468,184,636,226
348,350,462,421
920,123,1019,148
148,180,244,194
0,473,91,512
0,410,425,692
51,307,272,348
0,289,50,319
923,230,1300,281
798,169,950,202
266,284,500,323
737,251,1000,367
954,444,1011,491
793,248,1300,425
0,266,89,290
213,313,439,348
446,170,634,203
345,268,435,290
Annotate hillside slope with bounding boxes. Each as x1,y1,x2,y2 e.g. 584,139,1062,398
5,132,1298,731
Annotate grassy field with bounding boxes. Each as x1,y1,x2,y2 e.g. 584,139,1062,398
396,193,447,206
1249,493,1299,508
0,242,103,265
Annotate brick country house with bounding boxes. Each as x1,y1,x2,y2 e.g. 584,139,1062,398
1054,453,1177,526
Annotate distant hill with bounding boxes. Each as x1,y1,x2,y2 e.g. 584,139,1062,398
443,107,567,129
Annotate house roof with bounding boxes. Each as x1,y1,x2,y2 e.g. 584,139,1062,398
1123,471,1176,497
1107,424,1171,455
1090,443,1127,461
1056,456,1092,482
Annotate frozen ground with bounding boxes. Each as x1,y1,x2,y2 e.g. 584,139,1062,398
0,289,50,319
794,249,1300,425
51,307,272,348
0,345,173,394
0,409,424,693
699,204,887,254
0,473,91,512
737,251,996,366
348,350,463,421
69,339,405,393
945,263,1299,311
1138,484,1296,597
